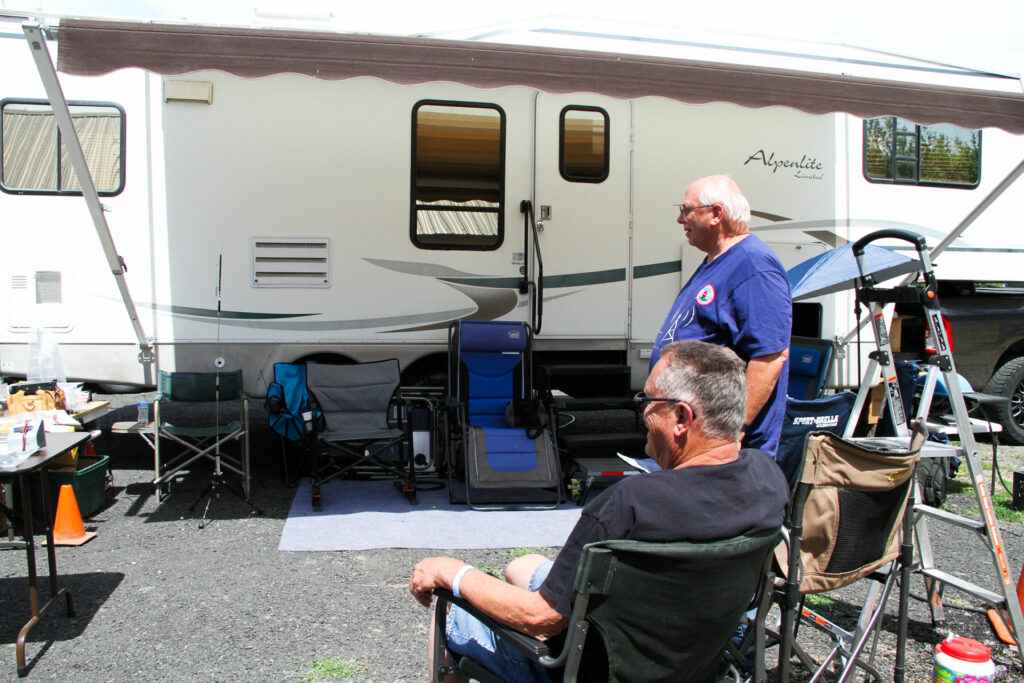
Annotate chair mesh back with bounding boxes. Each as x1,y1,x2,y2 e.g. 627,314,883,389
159,370,243,402
576,532,778,683
306,361,400,434
796,432,919,593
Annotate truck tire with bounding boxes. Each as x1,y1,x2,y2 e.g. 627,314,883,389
985,356,1024,444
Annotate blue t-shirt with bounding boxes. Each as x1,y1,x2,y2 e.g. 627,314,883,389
651,235,791,456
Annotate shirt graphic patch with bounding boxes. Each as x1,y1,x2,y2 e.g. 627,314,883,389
696,284,716,306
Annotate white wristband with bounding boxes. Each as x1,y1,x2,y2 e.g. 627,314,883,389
452,564,474,599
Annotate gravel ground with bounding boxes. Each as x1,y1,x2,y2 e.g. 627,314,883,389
1,394,1023,682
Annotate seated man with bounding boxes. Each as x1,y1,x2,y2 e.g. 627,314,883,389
409,340,790,682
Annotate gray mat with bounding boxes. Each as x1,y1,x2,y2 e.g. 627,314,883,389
279,478,582,551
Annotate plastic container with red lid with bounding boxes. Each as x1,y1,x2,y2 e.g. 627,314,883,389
933,635,995,682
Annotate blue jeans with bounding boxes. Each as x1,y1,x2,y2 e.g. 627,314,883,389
445,561,554,683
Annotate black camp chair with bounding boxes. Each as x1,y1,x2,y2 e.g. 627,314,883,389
305,360,417,509
446,320,561,510
432,530,780,683
776,421,926,683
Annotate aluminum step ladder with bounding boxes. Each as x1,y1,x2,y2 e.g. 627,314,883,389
841,229,1024,660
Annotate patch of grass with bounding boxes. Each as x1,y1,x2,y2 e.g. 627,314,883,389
965,491,1024,524
478,566,503,578
506,547,548,559
803,594,839,611
946,478,970,495
298,657,366,682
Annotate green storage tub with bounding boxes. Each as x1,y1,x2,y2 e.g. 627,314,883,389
16,455,110,523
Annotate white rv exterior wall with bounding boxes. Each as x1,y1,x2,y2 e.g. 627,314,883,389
2,30,1022,396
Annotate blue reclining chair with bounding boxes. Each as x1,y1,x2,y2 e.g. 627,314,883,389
447,320,561,509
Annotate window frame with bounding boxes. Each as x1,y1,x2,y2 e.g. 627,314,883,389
410,99,506,251
0,97,127,197
862,116,981,190
558,105,610,183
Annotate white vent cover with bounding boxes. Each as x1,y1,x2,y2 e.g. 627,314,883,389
7,271,73,331
251,237,330,288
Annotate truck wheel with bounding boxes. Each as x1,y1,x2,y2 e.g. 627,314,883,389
985,356,1024,445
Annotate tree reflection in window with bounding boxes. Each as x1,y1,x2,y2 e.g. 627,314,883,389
864,117,980,187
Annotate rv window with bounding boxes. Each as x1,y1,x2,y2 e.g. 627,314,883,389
412,101,504,250
863,117,980,188
560,106,609,182
1,99,126,196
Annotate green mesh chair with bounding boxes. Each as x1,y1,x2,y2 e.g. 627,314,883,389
153,370,251,504
432,529,780,683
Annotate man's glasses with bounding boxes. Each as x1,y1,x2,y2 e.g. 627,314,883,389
676,203,714,219
634,392,697,418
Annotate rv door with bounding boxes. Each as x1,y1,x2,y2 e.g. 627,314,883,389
532,94,631,342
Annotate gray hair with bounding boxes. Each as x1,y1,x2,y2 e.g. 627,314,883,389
656,341,747,440
696,174,751,228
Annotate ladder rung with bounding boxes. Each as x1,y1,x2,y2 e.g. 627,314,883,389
914,504,988,532
920,568,1004,605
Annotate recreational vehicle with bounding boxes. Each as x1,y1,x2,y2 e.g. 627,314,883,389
1,18,1022,434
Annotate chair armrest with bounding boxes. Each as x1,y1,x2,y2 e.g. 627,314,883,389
433,588,551,661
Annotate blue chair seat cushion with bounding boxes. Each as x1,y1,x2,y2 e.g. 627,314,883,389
465,427,559,489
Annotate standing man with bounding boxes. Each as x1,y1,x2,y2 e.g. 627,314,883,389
652,175,791,457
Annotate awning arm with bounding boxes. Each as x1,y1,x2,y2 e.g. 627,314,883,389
22,22,155,374
839,157,1024,348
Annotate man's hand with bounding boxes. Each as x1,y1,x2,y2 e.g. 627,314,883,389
409,557,463,607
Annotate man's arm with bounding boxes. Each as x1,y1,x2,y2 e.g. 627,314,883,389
410,557,568,639
743,349,789,434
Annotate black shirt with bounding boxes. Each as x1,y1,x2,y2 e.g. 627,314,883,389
539,449,789,617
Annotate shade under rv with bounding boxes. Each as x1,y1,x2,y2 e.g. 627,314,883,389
54,19,1024,135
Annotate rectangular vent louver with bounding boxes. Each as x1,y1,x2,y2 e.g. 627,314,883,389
35,271,62,304
252,237,330,288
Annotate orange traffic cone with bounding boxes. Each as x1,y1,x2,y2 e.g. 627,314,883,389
50,484,97,546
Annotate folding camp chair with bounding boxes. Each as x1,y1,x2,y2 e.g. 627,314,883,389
777,420,926,683
788,336,838,401
305,359,417,509
446,320,561,510
264,362,322,487
153,370,256,517
775,391,857,488
432,530,781,683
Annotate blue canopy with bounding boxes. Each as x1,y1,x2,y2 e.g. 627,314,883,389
788,243,920,302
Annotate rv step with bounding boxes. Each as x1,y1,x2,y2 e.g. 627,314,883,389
559,431,646,457
554,397,637,411
537,363,631,399
914,504,988,532
919,568,1004,605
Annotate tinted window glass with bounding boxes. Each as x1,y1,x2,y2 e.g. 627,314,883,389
864,116,979,188
412,101,504,249
560,106,609,182
1,99,125,195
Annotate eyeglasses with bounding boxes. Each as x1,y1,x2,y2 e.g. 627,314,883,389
634,392,697,418
676,203,715,219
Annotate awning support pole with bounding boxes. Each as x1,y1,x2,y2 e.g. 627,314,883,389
22,22,155,375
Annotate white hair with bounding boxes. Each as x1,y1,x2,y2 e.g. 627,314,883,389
697,175,751,227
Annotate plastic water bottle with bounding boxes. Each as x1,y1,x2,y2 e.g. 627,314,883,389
137,400,149,425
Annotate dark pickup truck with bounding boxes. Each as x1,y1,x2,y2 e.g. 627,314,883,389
897,281,1024,443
